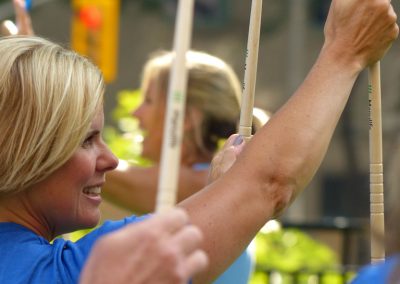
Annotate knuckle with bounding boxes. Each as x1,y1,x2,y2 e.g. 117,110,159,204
136,227,159,244
168,271,186,284
174,268,187,283
393,25,400,39
188,225,204,244
389,9,398,25
160,246,180,263
159,249,188,282
165,265,186,283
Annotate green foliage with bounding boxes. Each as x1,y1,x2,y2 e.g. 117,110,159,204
104,89,151,166
254,228,338,273
68,229,93,242
249,224,357,284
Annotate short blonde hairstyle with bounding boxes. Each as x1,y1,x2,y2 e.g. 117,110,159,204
141,51,242,155
0,36,104,195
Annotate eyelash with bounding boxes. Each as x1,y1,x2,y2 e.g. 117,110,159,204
82,133,96,148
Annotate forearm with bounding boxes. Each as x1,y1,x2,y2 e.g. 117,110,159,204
246,45,360,206
103,164,209,214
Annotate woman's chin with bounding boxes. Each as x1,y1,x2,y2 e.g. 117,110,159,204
78,212,101,230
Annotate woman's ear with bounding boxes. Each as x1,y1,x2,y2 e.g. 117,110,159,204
184,107,203,132
183,107,207,155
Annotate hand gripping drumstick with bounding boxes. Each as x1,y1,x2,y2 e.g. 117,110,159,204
238,0,263,141
368,62,385,263
156,0,194,213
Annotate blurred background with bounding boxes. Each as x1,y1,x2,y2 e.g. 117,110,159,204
2,0,400,281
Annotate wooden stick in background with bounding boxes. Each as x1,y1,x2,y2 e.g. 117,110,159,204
368,62,385,263
0,20,18,35
238,0,263,140
156,0,194,213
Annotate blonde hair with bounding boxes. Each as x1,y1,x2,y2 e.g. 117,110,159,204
141,50,242,155
0,36,104,195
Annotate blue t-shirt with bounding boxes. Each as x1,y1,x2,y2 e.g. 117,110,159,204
194,162,254,284
214,247,253,284
0,217,253,284
351,255,400,284
0,216,147,284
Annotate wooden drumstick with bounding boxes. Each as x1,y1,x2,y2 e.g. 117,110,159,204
238,0,263,141
368,62,385,263
156,0,194,213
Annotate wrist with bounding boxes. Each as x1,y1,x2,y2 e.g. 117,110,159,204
319,41,365,78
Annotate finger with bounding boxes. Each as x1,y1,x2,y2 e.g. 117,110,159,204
208,158,221,184
232,139,246,154
390,4,399,40
170,224,203,255
182,250,209,279
219,146,239,173
233,135,245,146
221,134,240,149
146,208,190,234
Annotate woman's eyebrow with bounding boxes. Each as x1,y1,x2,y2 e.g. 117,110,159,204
86,129,100,137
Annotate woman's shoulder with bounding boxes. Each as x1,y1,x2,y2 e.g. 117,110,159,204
0,222,71,283
76,214,151,244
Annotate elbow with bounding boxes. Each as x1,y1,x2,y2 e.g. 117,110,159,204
259,171,299,218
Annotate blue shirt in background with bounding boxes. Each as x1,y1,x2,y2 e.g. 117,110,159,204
351,255,400,284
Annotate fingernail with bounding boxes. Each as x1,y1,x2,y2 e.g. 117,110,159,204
233,135,243,146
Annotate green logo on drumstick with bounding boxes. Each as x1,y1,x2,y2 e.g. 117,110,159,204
173,91,183,102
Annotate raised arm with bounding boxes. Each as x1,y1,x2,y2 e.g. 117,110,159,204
179,0,398,282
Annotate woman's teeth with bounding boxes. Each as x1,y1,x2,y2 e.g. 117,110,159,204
83,187,101,195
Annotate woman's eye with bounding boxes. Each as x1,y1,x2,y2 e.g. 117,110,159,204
144,97,152,104
81,130,101,148
82,136,94,148
82,131,99,148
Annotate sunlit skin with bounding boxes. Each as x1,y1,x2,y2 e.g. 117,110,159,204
0,109,118,241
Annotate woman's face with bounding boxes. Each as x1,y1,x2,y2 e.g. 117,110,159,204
133,79,166,162
28,109,118,236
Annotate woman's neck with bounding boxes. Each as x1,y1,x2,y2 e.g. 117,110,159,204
180,146,212,167
179,134,212,167
0,192,53,241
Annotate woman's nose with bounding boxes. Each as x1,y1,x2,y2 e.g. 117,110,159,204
132,104,143,119
97,143,119,172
